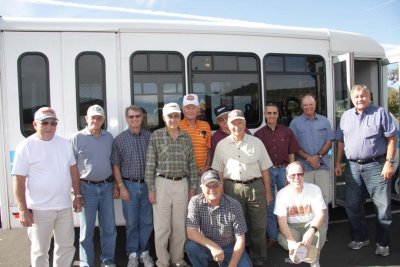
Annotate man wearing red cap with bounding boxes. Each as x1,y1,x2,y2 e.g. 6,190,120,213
13,107,82,267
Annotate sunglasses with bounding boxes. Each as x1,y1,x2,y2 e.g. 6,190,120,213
127,115,142,119
38,121,58,127
288,173,304,179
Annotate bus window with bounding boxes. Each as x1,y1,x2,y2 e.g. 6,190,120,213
131,52,184,130
189,53,261,129
264,54,326,126
76,52,106,130
18,53,50,137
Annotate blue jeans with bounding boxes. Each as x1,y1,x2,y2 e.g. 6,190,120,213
79,181,117,267
267,167,287,240
122,180,153,255
345,160,392,246
185,240,252,267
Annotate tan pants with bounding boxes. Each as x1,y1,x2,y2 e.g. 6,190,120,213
153,177,189,267
28,208,75,267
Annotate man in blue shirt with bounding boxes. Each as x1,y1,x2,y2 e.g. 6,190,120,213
111,105,154,267
289,94,334,227
335,84,397,256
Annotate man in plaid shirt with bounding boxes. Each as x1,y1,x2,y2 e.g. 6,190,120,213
186,170,252,267
145,102,197,267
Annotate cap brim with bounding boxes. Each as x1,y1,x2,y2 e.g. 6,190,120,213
216,111,230,118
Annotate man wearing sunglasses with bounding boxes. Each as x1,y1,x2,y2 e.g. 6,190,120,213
13,107,82,267
111,105,154,267
274,161,326,267
254,102,301,248
71,104,117,267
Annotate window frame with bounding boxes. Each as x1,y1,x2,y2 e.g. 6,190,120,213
188,51,262,129
17,52,51,137
75,51,107,130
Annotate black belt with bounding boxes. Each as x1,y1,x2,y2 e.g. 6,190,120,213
158,174,186,181
272,164,287,168
349,154,386,164
81,176,114,185
225,178,260,184
123,177,145,183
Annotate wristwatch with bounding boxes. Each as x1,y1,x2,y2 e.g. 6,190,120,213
386,159,395,164
310,226,318,233
317,153,323,159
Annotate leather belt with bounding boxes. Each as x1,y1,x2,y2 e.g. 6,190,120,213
158,174,186,181
81,176,114,185
225,178,260,184
349,154,386,165
123,178,145,183
272,164,287,168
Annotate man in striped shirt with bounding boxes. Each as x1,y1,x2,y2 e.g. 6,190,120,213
145,102,197,267
179,94,212,188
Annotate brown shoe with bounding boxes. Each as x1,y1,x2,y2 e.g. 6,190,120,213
267,239,277,248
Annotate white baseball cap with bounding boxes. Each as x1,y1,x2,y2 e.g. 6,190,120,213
163,103,181,116
87,105,105,118
182,94,199,107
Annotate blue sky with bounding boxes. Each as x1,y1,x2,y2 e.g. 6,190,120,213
1,0,399,47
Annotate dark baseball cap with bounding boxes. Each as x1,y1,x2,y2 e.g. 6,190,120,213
214,105,230,119
201,170,221,185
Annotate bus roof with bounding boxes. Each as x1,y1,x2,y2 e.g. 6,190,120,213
0,17,385,58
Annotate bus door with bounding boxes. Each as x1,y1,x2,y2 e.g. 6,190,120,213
333,53,354,207
60,32,125,226
381,55,400,201
1,31,63,228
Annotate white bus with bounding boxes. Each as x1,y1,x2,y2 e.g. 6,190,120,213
0,17,397,229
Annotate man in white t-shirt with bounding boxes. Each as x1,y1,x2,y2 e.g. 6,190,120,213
274,161,326,267
12,107,82,267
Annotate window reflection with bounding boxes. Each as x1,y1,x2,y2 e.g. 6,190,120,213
131,52,184,130
190,53,261,129
264,54,326,126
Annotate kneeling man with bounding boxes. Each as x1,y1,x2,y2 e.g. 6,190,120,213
274,161,327,267
186,170,252,267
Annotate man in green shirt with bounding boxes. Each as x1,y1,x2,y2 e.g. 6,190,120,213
145,102,197,267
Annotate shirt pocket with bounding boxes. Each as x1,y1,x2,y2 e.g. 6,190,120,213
364,125,380,139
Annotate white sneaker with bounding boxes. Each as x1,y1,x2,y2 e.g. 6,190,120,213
310,261,320,267
127,252,139,267
375,243,389,256
140,251,155,267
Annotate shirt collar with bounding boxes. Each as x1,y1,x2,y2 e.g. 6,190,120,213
82,127,105,136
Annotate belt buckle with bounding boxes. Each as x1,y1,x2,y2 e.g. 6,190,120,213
171,176,178,181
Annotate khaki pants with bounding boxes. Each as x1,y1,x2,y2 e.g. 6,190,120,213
223,178,267,264
278,221,327,258
28,208,75,267
153,177,189,267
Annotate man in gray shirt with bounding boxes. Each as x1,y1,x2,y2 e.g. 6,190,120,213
70,105,117,267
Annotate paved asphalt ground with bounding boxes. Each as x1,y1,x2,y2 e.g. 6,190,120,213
1,203,399,267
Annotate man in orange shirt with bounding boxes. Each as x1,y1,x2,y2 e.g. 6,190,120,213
180,94,212,189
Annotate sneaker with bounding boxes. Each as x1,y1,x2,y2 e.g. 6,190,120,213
348,240,369,250
127,252,139,267
140,251,155,267
171,261,191,267
310,261,320,267
375,244,389,256
101,261,116,267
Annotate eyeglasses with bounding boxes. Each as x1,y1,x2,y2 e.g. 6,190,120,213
38,121,58,127
127,115,142,119
266,112,278,115
217,115,228,122
288,173,304,179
